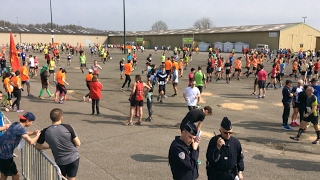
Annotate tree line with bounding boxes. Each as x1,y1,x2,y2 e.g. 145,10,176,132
151,17,214,31
0,20,101,32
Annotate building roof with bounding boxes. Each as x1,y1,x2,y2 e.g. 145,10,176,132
109,22,303,36
0,26,119,35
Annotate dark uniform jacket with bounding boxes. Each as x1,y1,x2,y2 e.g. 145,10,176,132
206,135,244,179
169,136,199,180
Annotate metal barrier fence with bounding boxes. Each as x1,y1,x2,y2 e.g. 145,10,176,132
21,142,64,180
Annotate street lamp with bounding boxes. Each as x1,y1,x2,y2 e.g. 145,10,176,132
123,0,126,54
302,16,307,23
50,0,54,45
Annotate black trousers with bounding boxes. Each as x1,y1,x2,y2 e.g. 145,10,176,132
298,105,306,122
92,99,100,114
282,102,291,125
121,74,131,88
12,88,21,110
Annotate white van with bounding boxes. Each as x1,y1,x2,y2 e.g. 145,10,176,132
256,44,268,53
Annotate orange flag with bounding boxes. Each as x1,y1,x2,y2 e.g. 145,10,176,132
10,31,20,72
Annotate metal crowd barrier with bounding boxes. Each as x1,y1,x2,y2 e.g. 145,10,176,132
21,143,64,180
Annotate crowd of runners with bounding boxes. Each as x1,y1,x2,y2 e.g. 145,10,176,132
1,42,320,138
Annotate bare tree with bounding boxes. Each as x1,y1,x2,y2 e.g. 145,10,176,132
151,20,168,31
193,17,214,29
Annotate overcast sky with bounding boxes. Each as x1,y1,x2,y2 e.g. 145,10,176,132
1,0,319,31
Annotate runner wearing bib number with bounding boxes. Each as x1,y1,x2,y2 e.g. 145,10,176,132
156,66,168,103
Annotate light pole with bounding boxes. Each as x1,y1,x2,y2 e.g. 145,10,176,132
16,17,18,27
50,0,54,45
123,0,126,54
302,16,307,23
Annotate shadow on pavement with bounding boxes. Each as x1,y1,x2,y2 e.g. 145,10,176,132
253,154,320,172
233,121,285,132
131,154,168,163
218,93,252,99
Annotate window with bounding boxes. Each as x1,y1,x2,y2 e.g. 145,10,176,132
300,44,303,48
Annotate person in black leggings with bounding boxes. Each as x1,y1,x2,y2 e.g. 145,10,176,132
11,71,23,112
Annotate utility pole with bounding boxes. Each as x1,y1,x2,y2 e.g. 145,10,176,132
123,0,126,54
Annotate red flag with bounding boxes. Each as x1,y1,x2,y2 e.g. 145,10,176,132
10,31,20,72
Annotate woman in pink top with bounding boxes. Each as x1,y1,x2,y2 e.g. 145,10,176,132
266,64,278,89
256,64,267,99
188,68,195,86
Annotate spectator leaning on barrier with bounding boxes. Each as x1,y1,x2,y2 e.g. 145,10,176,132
36,108,81,180
0,112,40,180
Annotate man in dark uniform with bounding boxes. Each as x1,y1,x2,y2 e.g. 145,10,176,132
206,117,244,180
169,123,200,180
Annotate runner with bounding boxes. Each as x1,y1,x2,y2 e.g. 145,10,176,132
178,58,184,78
39,66,53,100
20,62,32,96
67,53,71,66
232,57,242,80
183,81,201,111
56,69,69,104
142,54,152,74
48,57,56,82
11,71,23,112
194,66,206,93
121,60,133,91
171,66,179,97
256,64,268,99
160,53,166,65
132,51,137,69
79,53,86,73
164,57,172,81
123,75,150,126
156,66,168,103
91,60,102,77
3,73,13,109
266,64,278,89
224,60,232,84
83,69,93,102
206,58,214,82
188,68,195,86
119,58,125,79
313,59,320,79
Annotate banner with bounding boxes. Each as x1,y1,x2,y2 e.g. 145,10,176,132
10,31,20,71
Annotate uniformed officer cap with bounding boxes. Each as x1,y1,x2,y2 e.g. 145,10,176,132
184,123,197,136
221,117,232,130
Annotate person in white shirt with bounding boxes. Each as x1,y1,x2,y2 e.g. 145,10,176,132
171,66,179,96
183,81,201,111
28,55,35,76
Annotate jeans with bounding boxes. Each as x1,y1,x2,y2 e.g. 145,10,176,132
92,99,100,114
282,102,291,125
147,98,153,117
121,74,131,88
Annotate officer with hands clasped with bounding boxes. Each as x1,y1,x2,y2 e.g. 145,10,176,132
206,117,244,180
169,123,200,180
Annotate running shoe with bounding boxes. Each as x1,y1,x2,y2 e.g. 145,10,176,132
312,139,320,144
157,96,160,102
16,109,24,113
27,94,33,97
141,70,144,74
281,123,286,128
290,136,299,141
58,101,64,104
291,121,300,127
39,96,45,99
83,96,86,102
279,86,283,89
145,117,150,121
306,123,311,128
120,88,123,91
283,125,293,130
251,92,256,96
163,95,168,98
128,87,132,91
49,94,54,98
160,99,163,103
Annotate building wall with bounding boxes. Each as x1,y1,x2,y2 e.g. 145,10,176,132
316,37,320,51
279,24,320,52
109,31,280,50
0,33,107,46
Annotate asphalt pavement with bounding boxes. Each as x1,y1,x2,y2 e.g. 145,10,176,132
3,48,320,180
